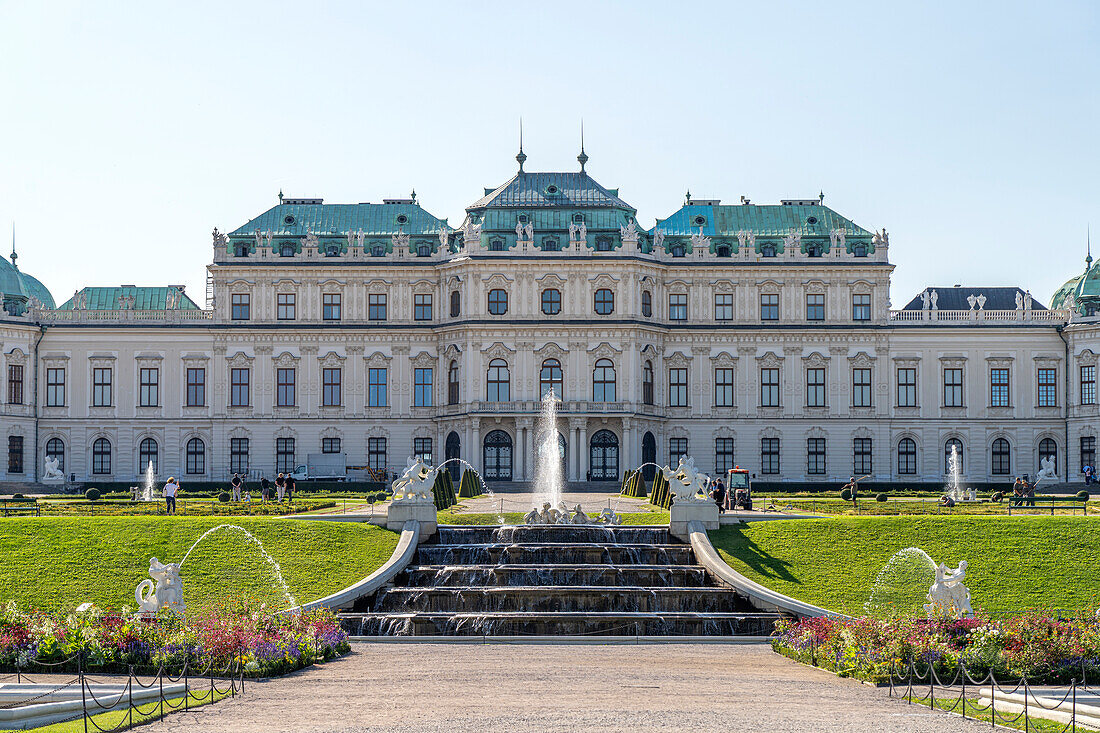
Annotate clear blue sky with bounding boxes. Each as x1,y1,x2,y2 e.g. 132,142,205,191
1,1,1097,308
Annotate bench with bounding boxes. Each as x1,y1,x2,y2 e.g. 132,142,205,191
1006,495,1087,516
0,498,40,517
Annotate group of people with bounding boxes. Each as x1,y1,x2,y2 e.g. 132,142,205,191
708,476,752,513
1011,475,1038,507
230,473,296,503
1084,464,1095,485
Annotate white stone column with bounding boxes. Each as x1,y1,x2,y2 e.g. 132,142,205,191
579,422,588,481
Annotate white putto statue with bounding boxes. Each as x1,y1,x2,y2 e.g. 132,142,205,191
391,456,437,502
924,561,974,618
135,557,185,615
661,456,711,504
1037,456,1058,482
42,455,64,481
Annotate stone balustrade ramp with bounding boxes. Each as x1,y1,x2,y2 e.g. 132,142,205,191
337,524,783,637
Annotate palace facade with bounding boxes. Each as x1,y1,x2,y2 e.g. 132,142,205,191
2,152,1098,488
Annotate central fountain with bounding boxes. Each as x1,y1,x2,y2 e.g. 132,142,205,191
531,391,565,511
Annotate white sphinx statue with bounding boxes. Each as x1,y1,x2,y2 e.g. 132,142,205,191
135,557,185,615
1036,456,1058,482
42,455,64,482
391,456,437,502
923,560,974,619
661,456,711,504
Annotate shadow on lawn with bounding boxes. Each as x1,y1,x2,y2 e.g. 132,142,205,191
713,526,798,584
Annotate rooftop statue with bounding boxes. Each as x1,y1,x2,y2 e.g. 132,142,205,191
873,228,889,249
784,230,801,253
166,287,183,310
463,219,481,243
1015,291,1024,310
620,219,639,242
438,226,450,250
930,290,938,309
652,229,665,251
690,227,711,250
211,227,227,252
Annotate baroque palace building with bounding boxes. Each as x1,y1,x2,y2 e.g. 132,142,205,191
1,149,1098,488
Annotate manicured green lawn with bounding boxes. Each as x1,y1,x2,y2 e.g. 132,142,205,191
711,516,1100,616
0,517,399,611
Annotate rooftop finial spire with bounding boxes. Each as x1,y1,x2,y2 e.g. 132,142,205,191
516,118,526,172
1088,225,1093,268
9,221,16,267
278,189,284,204
577,119,589,173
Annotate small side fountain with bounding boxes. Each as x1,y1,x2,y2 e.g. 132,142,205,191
924,560,974,618
386,456,439,539
865,547,975,618
135,557,185,614
945,445,976,503
140,461,158,502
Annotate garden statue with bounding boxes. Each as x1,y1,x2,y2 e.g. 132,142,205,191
923,560,974,619
1037,456,1058,482
135,557,185,615
42,455,64,481
594,508,622,525
390,456,437,502
523,507,541,524
571,504,591,524
661,456,711,503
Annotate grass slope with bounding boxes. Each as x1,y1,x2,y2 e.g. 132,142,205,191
710,516,1100,616
0,517,399,611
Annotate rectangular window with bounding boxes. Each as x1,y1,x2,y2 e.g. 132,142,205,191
277,293,296,320
322,437,341,454
668,368,688,407
990,368,1010,407
852,293,871,321
852,368,872,407
1082,365,1096,406
807,437,826,474
714,294,733,321
367,437,387,472
669,437,688,467
761,437,780,474
230,367,250,407
806,368,825,407
806,293,825,321
944,367,964,407
760,368,780,407
46,368,65,407
7,436,23,474
186,368,206,407
897,367,917,407
668,294,687,321
7,365,23,405
138,367,159,407
1037,368,1057,407
413,437,432,464
322,293,341,321
715,437,735,475
1082,436,1096,471
414,294,433,321
230,437,249,474
276,437,295,473
368,368,388,407
276,368,296,407
853,437,872,475
92,367,112,407
231,293,250,321
369,294,387,321
714,368,734,407
414,367,433,407
760,293,779,321
322,368,342,407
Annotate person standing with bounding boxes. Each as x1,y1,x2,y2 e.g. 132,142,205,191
285,473,296,503
712,478,726,514
163,477,179,515
275,473,286,502
259,474,271,503
841,476,860,509
230,473,242,501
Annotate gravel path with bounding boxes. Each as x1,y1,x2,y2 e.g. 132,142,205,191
151,642,986,732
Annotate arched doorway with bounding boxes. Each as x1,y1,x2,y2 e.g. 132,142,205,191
483,430,513,481
589,430,619,481
641,431,657,480
445,431,461,480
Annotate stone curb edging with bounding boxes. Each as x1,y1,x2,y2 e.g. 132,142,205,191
688,520,848,619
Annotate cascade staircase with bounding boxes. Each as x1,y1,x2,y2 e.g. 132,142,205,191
338,524,783,637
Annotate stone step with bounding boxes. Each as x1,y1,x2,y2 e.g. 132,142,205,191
369,586,755,614
416,543,695,567
402,564,712,588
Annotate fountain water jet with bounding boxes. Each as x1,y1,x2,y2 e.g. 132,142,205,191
864,547,937,616
531,391,565,511
141,461,157,502
179,524,298,609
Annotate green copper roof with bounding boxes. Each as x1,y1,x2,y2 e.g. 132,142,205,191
58,287,200,311
1051,256,1100,310
0,254,55,309
653,204,872,238
229,202,448,238
468,172,634,212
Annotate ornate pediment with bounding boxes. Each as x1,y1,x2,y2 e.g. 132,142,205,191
411,350,437,368
273,351,299,368
806,426,827,438
365,279,391,294
535,273,566,287
535,342,567,360
4,347,28,365
320,426,342,440
228,426,252,440
665,279,691,292
985,356,1014,369
713,426,734,439
443,344,462,360
1078,349,1098,366
852,426,874,439
364,351,392,369
410,279,435,294
367,425,389,439
226,351,253,368
665,350,691,368
482,342,516,361
711,280,735,294
802,351,829,368
641,343,659,357
894,355,921,368
589,273,620,288
483,273,513,288
756,351,783,369
848,351,876,368
759,426,781,439
939,355,967,369
319,351,345,368
803,279,828,295
274,425,297,440
587,342,622,359
756,279,783,292
710,351,737,369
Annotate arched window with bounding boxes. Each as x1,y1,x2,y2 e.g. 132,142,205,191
641,431,657,480
541,288,561,315
589,430,619,480
450,290,461,318
572,213,585,224
139,437,158,475
540,358,563,399
1039,438,1057,474
487,289,508,315
641,291,652,318
186,437,205,475
897,438,917,475
594,289,614,315
487,359,510,402
593,359,616,402
445,432,461,479
991,438,1011,475
945,438,964,474
46,437,65,473
92,437,111,475
448,360,460,405
716,245,731,258
280,243,295,257
489,239,505,251
761,244,777,258
643,360,654,405
483,430,513,480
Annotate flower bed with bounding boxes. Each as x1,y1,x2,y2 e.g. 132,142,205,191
0,601,349,677
773,613,1100,684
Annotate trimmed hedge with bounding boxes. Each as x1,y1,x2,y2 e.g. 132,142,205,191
649,470,672,509
84,488,101,501
619,470,647,498
432,470,457,511
458,469,482,498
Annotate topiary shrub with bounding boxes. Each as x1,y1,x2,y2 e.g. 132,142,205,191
1077,490,1090,501
991,491,1004,502
840,488,853,501
218,491,231,503
875,492,888,502
85,488,101,501
11,493,23,499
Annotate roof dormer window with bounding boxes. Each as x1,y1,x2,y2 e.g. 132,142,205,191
371,244,385,257
761,244,777,258
324,244,340,257
853,244,868,257
517,215,529,224
693,215,707,227
716,245,731,258
596,237,612,252
280,243,295,257
806,244,823,258
234,244,249,258
572,213,585,223
489,239,505,251
417,244,431,257
395,214,409,225
283,214,296,225
671,244,686,258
